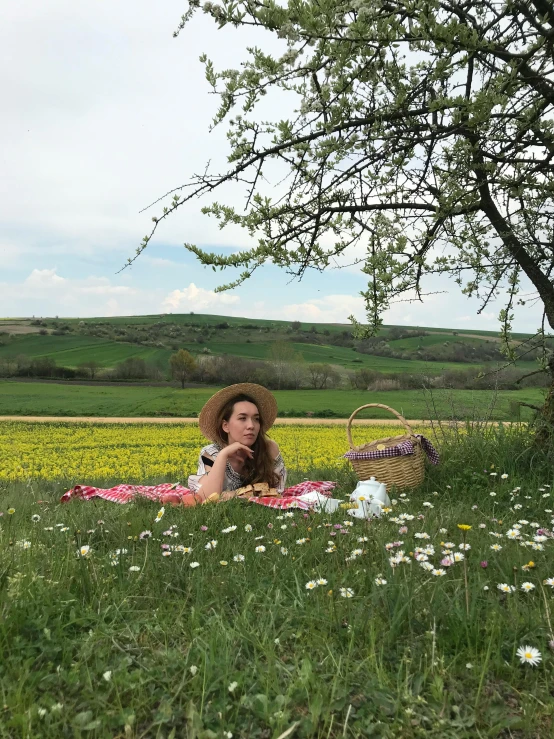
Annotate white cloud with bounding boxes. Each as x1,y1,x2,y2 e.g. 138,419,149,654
280,294,365,323
24,268,66,289
162,283,240,312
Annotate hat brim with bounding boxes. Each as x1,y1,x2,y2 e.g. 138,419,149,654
198,383,278,443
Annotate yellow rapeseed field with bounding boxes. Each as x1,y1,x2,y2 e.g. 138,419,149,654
0,421,427,483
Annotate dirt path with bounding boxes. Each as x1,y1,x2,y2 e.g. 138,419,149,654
0,415,434,426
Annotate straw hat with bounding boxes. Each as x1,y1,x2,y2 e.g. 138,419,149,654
198,383,278,443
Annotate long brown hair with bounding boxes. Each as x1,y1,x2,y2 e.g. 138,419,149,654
215,393,278,487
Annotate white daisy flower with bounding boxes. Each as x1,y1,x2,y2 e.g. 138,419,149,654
520,582,535,592
516,645,542,666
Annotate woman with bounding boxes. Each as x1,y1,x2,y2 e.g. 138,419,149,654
188,383,286,502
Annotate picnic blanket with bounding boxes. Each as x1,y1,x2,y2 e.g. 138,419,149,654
343,434,439,464
60,480,336,510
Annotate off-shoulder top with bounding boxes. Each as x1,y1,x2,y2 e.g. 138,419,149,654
187,443,287,493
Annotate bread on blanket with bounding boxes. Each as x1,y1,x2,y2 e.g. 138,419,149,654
233,483,281,498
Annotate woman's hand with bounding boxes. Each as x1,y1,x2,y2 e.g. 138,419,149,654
222,442,254,464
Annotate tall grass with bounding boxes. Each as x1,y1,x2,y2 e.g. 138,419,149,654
0,428,553,738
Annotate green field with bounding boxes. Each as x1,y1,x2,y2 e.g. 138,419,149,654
0,323,538,375
0,381,545,420
1,423,553,736
0,334,172,368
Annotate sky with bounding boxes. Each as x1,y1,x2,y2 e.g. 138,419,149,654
0,0,544,332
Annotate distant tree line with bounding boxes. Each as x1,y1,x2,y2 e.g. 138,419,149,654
0,343,548,392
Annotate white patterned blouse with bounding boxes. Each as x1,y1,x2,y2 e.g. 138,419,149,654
187,443,287,494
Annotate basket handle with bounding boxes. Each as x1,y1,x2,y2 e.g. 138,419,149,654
347,404,415,449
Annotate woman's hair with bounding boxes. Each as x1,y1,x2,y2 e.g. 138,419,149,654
215,393,278,487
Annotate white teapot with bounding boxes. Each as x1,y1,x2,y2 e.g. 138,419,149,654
348,477,390,519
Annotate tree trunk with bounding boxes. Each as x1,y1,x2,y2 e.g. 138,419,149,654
181,377,185,389
534,357,554,451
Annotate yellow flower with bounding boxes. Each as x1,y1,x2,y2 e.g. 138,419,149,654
457,524,472,531
7,508,15,515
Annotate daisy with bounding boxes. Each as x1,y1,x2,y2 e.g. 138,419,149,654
255,545,266,553
31,514,41,522
78,545,91,558
44,526,53,531
375,577,387,586
516,645,542,666
139,530,152,540
305,581,318,590
296,538,308,545
316,578,328,586
506,529,521,540
497,583,515,593
190,561,200,568
414,532,430,539
420,562,434,572
244,524,253,532
357,536,369,542
490,544,503,551
459,543,471,551
339,587,354,598
531,543,545,551
280,547,288,555
205,540,218,550
453,552,465,562
162,551,172,557
222,525,237,534
414,553,429,562
60,527,69,532
534,535,547,543
444,542,456,549
233,554,245,562
129,566,140,572
182,547,193,554
432,569,446,577
351,548,363,557
155,507,165,522
325,546,336,553
520,582,535,592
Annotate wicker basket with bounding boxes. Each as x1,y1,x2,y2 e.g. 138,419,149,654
346,403,425,490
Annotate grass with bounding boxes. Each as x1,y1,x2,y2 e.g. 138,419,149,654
0,335,172,368
0,381,546,421
0,423,553,737
0,332,519,374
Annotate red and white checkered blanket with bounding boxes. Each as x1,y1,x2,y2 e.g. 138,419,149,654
60,480,336,510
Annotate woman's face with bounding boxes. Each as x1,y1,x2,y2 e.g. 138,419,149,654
222,401,261,446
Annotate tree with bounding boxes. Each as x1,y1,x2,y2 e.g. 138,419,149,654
308,363,335,390
78,360,100,380
289,351,307,389
170,349,197,389
133,1,554,440
267,340,295,389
